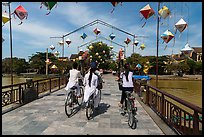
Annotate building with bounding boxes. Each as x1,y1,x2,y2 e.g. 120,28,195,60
191,47,202,62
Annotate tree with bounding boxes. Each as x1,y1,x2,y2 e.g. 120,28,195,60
87,41,111,70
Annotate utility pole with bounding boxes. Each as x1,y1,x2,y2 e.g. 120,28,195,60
8,2,13,87
156,2,160,88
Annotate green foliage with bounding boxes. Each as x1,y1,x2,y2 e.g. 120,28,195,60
2,57,29,74
87,41,111,70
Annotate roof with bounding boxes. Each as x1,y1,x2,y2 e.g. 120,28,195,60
69,54,78,60
192,47,202,53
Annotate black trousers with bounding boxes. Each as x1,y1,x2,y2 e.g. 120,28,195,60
120,87,133,108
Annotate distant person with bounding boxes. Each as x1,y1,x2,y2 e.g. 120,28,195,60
118,63,134,110
65,62,83,98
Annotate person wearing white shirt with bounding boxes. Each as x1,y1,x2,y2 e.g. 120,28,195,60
65,62,83,97
83,62,100,109
118,63,134,109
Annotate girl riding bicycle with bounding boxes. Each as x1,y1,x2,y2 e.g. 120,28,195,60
118,63,134,109
82,62,100,109
65,62,83,98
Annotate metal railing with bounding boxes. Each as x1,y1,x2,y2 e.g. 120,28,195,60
2,76,68,113
133,79,202,135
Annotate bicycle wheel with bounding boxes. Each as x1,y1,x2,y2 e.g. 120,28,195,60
131,117,138,129
77,87,84,106
86,98,94,120
99,89,101,101
65,92,74,117
127,99,134,128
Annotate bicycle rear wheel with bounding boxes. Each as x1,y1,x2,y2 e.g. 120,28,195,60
127,99,134,128
77,87,84,106
65,92,74,117
86,99,94,120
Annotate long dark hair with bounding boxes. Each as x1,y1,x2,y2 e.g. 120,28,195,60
88,68,96,87
124,63,130,82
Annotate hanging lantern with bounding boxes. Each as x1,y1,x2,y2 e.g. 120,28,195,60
180,43,193,57
45,58,52,65
98,55,101,59
90,55,92,58
51,64,58,69
109,33,116,40
103,50,106,54
140,4,155,19
93,28,101,35
95,52,99,56
110,2,122,13
13,5,28,25
81,33,87,40
175,18,188,33
89,45,93,50
65,38,71,46
158,6,171,19
49,45,55,51
136,63,142,69
2,12,10,26
140,44,146,50
124,38,131,45
140,4,155,27
55,51,60,56
133,40,139,46
58,40,64,46
109,46,113,49
161,30,174,43
40,2,57,15
98,42,102,46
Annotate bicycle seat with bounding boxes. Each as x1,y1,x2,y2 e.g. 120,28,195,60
70,86,77,90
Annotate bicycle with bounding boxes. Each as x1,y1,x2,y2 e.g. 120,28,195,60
121,91,138,129
85,93,95,120
85,90,101,120
65,86,84,117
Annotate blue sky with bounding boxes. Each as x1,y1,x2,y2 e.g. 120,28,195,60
2,2,202,61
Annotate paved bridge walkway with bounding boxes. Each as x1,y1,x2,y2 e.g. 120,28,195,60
2,74,169,135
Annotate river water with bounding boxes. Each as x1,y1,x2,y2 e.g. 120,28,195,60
2,76,202,108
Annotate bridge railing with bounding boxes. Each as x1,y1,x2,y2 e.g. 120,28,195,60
133,79,202,135
2,76,68,113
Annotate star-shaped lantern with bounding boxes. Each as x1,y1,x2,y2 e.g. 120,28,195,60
93,28,101,35
109,33,116,40
158,6,171,19
13,5,28,25
65,38,71,46
140,4,155,20
49,45,55,51
124,38,131,45
180,43,193,57
40,2,57,15
81,33,87,40
161,30,174,43
140,44,146,50
58,40,64,46
175,18,188,33
133,40,139,46
2,12,10,26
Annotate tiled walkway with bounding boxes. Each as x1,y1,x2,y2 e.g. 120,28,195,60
2,74,164,135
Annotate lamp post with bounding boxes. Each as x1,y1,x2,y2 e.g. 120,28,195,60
45,48,52,76
156,2,160,88
8,2,13,87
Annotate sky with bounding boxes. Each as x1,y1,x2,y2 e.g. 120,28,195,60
2,2,202,62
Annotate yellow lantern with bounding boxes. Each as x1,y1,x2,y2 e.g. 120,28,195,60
89,45,93,50
95,52,99,56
